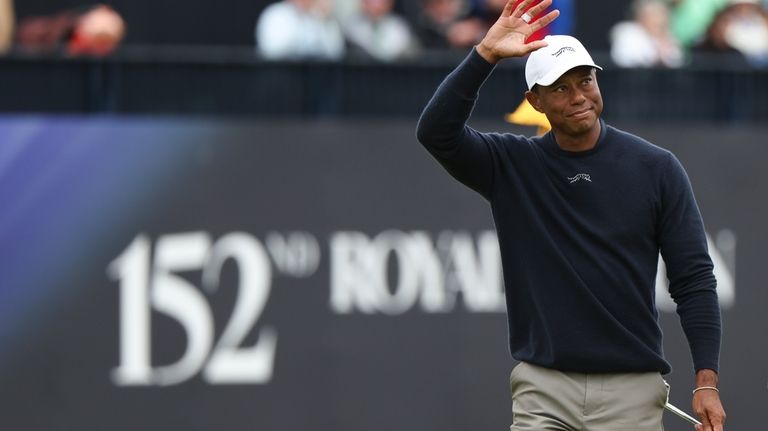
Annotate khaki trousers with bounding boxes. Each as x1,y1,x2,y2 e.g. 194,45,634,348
509,362,669,431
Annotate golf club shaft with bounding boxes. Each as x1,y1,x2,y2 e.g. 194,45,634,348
665,402,702,426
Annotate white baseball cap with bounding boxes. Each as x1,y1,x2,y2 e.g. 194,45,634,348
525,35,602,90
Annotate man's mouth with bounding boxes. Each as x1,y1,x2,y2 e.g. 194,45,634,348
567,108,593,118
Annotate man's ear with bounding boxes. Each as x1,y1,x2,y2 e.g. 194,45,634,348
525,90,544,113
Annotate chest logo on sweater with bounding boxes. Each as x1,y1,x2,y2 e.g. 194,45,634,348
567,173,592,184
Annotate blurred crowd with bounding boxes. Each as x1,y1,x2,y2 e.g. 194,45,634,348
1,0,767,68
255,0,574,61
0,0,125,56
255,0,768,67
611,0,768,67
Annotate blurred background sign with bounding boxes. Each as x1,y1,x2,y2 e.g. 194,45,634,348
0,118,765,430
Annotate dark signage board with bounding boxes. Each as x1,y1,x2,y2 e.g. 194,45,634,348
0,118,764,430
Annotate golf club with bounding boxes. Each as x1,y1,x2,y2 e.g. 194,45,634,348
665,401,702,426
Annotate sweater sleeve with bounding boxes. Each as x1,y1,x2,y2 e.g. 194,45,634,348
415,48,499,199
658,153,721,373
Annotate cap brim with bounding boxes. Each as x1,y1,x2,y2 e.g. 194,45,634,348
535,61,603,88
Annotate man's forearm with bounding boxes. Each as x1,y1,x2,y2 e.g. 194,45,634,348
415,48,495,151
677,289,721,373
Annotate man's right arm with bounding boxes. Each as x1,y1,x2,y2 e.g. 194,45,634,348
416,0,560,197
415,48,500,197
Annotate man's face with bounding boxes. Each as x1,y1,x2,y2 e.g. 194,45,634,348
526,66,603,138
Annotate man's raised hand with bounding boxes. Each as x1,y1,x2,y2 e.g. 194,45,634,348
476,0,560,64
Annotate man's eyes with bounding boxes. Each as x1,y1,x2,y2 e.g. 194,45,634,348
552,78,592,92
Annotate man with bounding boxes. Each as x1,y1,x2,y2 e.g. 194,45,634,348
340,0,417,61
415,0,726,430
12,4,126,56
255,0,345,60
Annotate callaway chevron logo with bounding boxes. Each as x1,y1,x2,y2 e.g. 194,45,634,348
552,46,576,57
568,173,592,183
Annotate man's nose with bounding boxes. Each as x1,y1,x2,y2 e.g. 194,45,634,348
570,89,587,105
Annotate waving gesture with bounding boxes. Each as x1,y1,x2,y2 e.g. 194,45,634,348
476,0,560,64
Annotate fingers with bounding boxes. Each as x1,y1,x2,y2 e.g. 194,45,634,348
524,0,553,20
513,0,537,18
512,0,558,34
501,0,517,18
709,409,726,431
697,408,726,431
695,405,711,431
513,0,552,19
528,9,560,32
520,40,548,55
694,392,726,431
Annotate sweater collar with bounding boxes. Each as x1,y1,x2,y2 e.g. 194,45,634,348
542,118,608,158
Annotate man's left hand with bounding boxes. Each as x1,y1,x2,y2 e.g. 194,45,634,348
692,369,726,431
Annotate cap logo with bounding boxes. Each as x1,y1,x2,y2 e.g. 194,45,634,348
552,46,575,57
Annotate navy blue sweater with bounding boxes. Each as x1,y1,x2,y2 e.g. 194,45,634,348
416,49,721,374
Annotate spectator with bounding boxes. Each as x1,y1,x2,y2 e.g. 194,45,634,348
669,0,728,48
0,0,13,54
718,0,768,64
14,4,125,56
256,0,345,61
695,0,768,66
341,0,418,61
610,0,683,67
416,0,484,50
